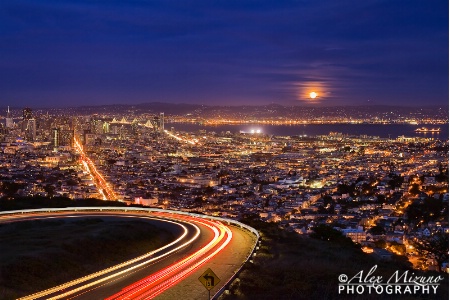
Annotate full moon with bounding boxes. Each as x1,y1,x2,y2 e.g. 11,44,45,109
309,92,317,99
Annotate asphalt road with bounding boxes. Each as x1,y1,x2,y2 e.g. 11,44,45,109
2,210,256,300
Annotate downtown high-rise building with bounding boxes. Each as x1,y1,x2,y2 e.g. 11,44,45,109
53,127,74,147
22,107,32,120
60,129,74,147
21,107,36,141
25,118,36,141
159,112,164,132
52,128,60,147
5,106,13,128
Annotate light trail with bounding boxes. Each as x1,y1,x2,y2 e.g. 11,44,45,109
79,160,107,200
105,220,220,299
106,217,232,299
138,222,232,300
164,129,196,145
2,209,256,300
17,214,199,300
74,137,117,200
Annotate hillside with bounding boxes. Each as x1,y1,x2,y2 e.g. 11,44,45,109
221,218,448,300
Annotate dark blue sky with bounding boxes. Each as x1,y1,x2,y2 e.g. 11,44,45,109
0,0,448,107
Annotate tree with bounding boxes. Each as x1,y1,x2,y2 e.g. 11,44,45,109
376,194,386,203
317,205,328,214
337,183,355,195
374,239,386,249
368,225,385,235
310,224,354,246
204,186,215,195
406,197,444,223
106,159,117,165
389,242,406,255
1,182,25,197
388,174,404,189
66,179,79,186
410,183,421,195
412,232,449,272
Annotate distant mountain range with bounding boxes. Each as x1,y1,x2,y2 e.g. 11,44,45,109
70,102,448,120
3,103,448,120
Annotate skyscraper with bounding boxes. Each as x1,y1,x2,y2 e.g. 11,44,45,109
52,128,60,147
23,107,32,120
5,106,13,128
60,129,74,147
102,121,110,134
53,127,74,148
159,112,164,132
25,119,36,141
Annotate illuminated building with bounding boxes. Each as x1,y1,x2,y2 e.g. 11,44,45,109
22,107,32,120
83,129,96,145
102,121,110,133
25,118,36,141
53,128,74,148
60,130,74,146
160,112,164,132
5,106,13,128
52,128,60,147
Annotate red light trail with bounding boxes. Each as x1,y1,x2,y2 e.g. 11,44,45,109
6,210,236,300
106,216,232,299
74,137,117,200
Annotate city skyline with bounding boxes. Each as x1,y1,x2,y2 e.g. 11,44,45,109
0,86,448,298
0,0,448,108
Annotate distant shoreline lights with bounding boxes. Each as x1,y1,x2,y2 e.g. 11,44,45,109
240,129,262,134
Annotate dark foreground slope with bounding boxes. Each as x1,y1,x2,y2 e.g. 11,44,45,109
0,218,174,299
221,219,448,300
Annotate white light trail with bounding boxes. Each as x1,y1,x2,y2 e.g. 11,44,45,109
18,215,198,300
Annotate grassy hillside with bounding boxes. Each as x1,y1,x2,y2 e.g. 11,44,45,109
0,218,174,299
221,219,448,300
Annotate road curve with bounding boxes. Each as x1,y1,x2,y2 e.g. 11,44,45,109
0,207,259,300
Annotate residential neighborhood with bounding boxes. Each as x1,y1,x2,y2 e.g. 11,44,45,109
1,110,448,272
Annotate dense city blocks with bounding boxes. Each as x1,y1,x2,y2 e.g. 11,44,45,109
0,106,448,274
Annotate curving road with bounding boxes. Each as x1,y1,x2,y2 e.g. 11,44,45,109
0,208,258,300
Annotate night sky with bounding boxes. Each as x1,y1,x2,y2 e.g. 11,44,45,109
0,0,448,107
